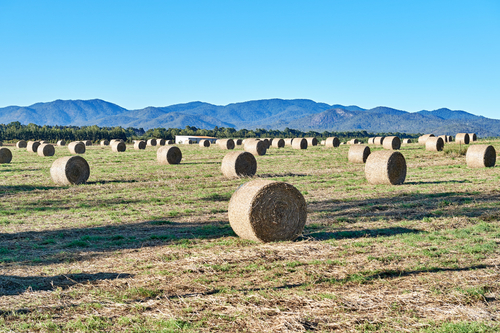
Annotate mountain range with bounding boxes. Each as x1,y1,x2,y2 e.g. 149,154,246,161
0,99,498,137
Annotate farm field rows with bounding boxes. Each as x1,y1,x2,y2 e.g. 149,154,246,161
1,140,499,332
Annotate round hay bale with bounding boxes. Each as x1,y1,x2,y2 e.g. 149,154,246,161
306,137,318,146
383,136,401,150
218,139,235,150
448,136,453,142
425,137,444,152
367,137,375,144
110,139,124,145
147,139,157,146
84,140,92,146
261,139,271,149
27,141,40,153
469,133,477,142
348,145,370,164
37,144,55,157
374,137,385,145
221,151,257,178
183,140,193,145
111,141,126,152
199,139,210,147
283,138,293,146
272,138,285,148
57,140,66,146
365,150,406,185
157,138,166,146
418,134,435,145
292,138,307,150
100,139,109,146
348,139,358,145
16,140,27,148
438,135,448,143
244,140,267,156
455,133,470,145
0,147,12,163
466,145,496,168
39,140,48,144
228,179,307,243
166,140,174,144
320,140,325,145
134,140,146,150
68,141,86,154
325,137,340,148
50,156,90,185
157,146,182,164
235,139,243,145
402,138,412,144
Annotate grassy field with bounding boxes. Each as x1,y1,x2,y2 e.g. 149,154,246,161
1,139,499,332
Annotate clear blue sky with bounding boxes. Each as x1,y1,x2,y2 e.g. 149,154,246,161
1,0,499,118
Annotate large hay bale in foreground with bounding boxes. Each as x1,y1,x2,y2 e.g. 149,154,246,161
16,140,27,148
418,134,435,145
218,139,235,150
199,139,210,147
272,138,285,148
306,137,318,146
68,141,86,154
27,141,40,153
374,137,385,145
325,137,340,148
402,139,412,144
426,137,444,151
37,144,55,157
157,146,182,164
147,139,157,146
57,140,66,146
221,151,257,178
84,140,92,146
469,133,477,142
50,156,90,185
466,145,496,168
383,136,401,150
348,145,370,163
111,141,126,152
134,140,146,150
100,139,109,146
228,179,307,243
0,147,12,163
244,140,267,156
292,138,307,150
365,150,406,185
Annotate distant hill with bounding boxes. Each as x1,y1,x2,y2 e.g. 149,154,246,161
0,98,498,137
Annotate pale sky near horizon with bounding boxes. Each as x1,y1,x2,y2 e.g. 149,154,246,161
0,0,499,118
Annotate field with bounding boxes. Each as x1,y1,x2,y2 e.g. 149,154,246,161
1,139,499,332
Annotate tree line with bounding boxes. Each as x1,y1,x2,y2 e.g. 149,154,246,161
0,122,420,143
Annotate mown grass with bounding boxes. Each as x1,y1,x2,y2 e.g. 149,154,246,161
1,139,499,332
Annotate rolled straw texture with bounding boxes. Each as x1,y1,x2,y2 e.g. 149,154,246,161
284,138,293,146
374,137,385,145
0,147,12,163
383,136,401,150
147,139,157,146
57,140,66,146
134,140,146,150
218,139,235,150
111,142,126,152
68,141,86,154
228,179,307,243
27,141,40,153
425,137,444,152
157,139,165,146
469,133,477,141
84,140,92,146
16,140,27,148
166,140,174,144
348,145,371,164
235,139,243,145
157,146,182,164
365,150,406,185
438,135,448,143
221,151,257,178
448,136,453,142
325,137,340,148
403,139,412,144
100,139,109,146
245,140,267,156
306,137,318,146
418,134,435,145
50,156,90,185
292,138,307,150
260,139,271,149
37,144,55,157
368,138,375,144
466,145,496,168
272,138,285,148
348,139,359,145
199,139,210,147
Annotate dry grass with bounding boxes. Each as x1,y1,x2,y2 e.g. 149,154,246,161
1,140,500,332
